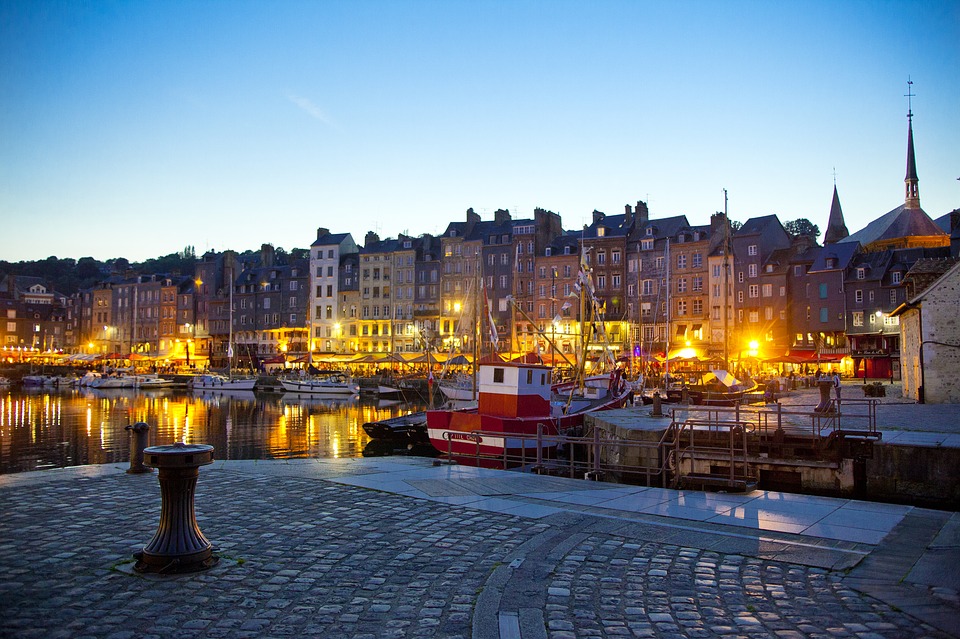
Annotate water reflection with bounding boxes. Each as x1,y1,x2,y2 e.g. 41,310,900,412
0,387,429,475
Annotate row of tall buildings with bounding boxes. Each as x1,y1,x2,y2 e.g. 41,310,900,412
3,109,958,381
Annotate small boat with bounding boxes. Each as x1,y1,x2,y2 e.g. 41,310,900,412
427,359,631,459
90,374,137,389
436,373,475,401
279,372,359,395
362,411,428,443
191,373,258,391
135,375,175,389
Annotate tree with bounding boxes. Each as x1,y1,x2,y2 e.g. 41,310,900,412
784,218,820,239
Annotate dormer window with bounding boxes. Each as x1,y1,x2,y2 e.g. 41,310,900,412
645,227,653,236
597,227,605,237
891,271,902,284
404,240,412,249
826,258,837,268
677,234,685,243
563,246,571,255
641,239,654,251
856,268,865,280
545,247,552,257
449,230,457,238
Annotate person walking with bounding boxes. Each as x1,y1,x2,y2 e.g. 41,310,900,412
833,372,842,401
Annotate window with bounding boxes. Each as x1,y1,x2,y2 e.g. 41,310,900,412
857,268,865,280
493,368,505,383
766,307,774,320
748,284,759,298
855,290,863,303
597,251,605,265
794,265,803,276
890,290,897,305
748,245,757,256
692,299,702,315
676,300,687,316
641,239,654,250
891,272,902,284
692,253,702,268
820,307,828,323
692,276,703,292
677,254,687,269
749,310,758,323
819,283,828,299
642,280,653,295
853,311,863,327
748,264,757,278
677,278,687,293
612,250,621,264
612,274,620,288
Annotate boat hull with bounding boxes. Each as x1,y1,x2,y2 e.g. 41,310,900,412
279,379,358,394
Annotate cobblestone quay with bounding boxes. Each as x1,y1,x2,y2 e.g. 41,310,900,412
0,459,954,638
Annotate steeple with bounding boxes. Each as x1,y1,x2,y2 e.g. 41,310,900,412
824,183,849,244
904,78,920,209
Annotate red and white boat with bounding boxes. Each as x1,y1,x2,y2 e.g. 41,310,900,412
426,358,630,459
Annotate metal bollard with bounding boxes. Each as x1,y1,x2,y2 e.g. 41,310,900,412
125,422,152,474
651,390,663,417
134,443,218,574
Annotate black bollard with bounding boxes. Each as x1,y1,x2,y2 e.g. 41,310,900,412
651,390,663,417
125,422,152,474
134,443,218,574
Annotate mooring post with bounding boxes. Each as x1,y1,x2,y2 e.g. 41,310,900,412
124,422,152,474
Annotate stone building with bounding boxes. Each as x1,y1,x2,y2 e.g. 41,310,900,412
893,259,960,403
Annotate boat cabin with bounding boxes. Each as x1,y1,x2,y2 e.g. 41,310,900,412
478,362,552,418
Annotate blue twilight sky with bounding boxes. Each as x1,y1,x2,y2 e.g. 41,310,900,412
1,1,958,263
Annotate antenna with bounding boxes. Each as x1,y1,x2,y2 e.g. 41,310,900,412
905,76,915,120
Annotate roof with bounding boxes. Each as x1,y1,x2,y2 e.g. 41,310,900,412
839,204,945,246
893,259,960,317
736,214,784,236
310,232,352,247
824,185,849,244
636,215,689,240
808,241,860,273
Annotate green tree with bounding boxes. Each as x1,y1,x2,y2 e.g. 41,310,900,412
784,218,820,239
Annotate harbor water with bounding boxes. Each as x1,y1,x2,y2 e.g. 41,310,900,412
0,386,430,475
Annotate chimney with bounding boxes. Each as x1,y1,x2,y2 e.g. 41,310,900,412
316,227,330,241
466,207,480,224
624,204,633,227
260,243,275,267
636,201,649,225
364,231,380,248
494,208,511,225
710,212,728,234
592,210,604,225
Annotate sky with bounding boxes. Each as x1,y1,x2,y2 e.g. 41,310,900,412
1,0,958,263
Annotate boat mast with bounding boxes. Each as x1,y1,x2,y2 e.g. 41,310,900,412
472,256,479,399
227,266,234,377
664,237,670,383
722,189,730,371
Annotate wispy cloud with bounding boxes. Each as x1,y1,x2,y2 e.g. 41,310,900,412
287,93,335,127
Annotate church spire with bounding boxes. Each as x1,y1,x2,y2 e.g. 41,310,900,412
824,182,849,244
904,78,920,209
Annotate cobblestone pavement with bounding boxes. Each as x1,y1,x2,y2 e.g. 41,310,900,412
1,462,953,639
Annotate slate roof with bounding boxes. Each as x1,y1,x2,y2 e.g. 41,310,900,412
310,232,352,247
824,186,849,244
635,215,689,240
736,214,784,236
839,204,945,246
808,241,859,273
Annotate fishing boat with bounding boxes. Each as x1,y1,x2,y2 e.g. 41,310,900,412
279,371,359,395
436,372,475,401
426,357,630,459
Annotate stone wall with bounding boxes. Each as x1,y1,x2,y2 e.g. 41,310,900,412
867,443,960,509
920,265,960,403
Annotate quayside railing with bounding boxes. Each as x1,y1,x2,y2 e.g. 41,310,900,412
438,398,881,490
439,423,677,487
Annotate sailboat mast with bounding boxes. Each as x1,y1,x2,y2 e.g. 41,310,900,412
228,267,234,376
722,189,730,370
664,238,670,382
